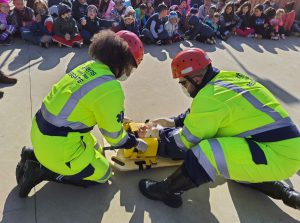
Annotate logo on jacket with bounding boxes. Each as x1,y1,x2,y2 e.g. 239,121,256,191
117,111,124,123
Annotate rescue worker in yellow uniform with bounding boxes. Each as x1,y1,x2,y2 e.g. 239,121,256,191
16,30,147,197
139,48,300,209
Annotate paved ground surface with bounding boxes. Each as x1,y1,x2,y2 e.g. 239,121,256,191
1,37,300,223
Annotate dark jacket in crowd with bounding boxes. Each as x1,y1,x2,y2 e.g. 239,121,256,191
117,19,140,36
144,13,168,33
12,7,34,30
186,14,215,39
236,13,251,30
80,15,113,35
53,16,80,38
249,13,267,35
220,13,239,28
72,0,88,21
29,15,53,36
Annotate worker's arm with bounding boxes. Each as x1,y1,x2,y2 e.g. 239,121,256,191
158,96,230,157
170,96,230,150
92,88,137,149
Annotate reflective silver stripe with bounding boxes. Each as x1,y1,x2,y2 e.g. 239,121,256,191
208,139,230,179
113,133,130,147
98,167,111,182
192,145,217,180
99,128,124,139
41,104,90,129
212,80,283,121
173,129,188,150
41,75,115,129
182,126,201,144
237,117,294,137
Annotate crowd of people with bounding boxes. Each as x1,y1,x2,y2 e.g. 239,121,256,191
0,0,299,47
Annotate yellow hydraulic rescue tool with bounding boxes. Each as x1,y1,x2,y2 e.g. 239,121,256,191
104,122,182,171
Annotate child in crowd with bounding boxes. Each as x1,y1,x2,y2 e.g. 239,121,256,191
205,11,221,39
111,0,126,23
262,0,270,11
80,5,113,44
219,1,239,40
12,0,34,33
269,8,285,39
135,3,147,30
98,0,115,19
145,0,154,20
264,6,276,39
203,5,216,23
116,6,140,35
269,0,278,10
283,1,295,35
185,8,216,44
72,0,88,21
178,0,189,17
21,0,53,47
292,13,300,36
236,1,254,37
216,0,225,12
198,0,214,20
249,4,267,39
52,3,83,47
182,3,197,32
164,11,183,43
0,0,16,45
141,3,169,45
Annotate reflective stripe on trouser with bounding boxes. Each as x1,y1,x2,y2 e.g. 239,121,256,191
190,137,300,183
31,117,111,183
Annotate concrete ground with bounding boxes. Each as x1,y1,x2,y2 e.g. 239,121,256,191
1,36,300,223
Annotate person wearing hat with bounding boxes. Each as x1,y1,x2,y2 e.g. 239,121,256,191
116,6,140,35
80,5,114,44
16,30,146,197
185,7,216,44
72,0,88,21
138,48,300,210
164,11,183,43
52,3,83,47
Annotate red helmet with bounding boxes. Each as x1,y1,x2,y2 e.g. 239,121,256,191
116,30,144,67
171,48,211,79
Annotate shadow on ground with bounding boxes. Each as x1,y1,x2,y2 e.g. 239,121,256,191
2,167,300,223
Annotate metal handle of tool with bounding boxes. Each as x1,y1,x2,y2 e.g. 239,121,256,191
103,146,139,153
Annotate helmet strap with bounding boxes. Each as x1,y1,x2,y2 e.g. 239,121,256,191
185,65,214,98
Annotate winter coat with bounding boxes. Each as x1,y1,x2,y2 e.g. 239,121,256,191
186,14,214,39
53,16,80,37
80,15,113,35
12,7,34,30
29,15,53,35
72,0,88,21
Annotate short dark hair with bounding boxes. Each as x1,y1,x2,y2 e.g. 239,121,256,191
89,30,136,78
157,3,168,12
140,3,147,9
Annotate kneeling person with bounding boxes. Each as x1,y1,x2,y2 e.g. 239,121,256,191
16,30,146,197
139,48,300,209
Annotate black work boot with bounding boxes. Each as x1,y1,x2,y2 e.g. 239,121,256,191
16,147,37,184
139,166,197,208
244,181,300,210
18,160,59,198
